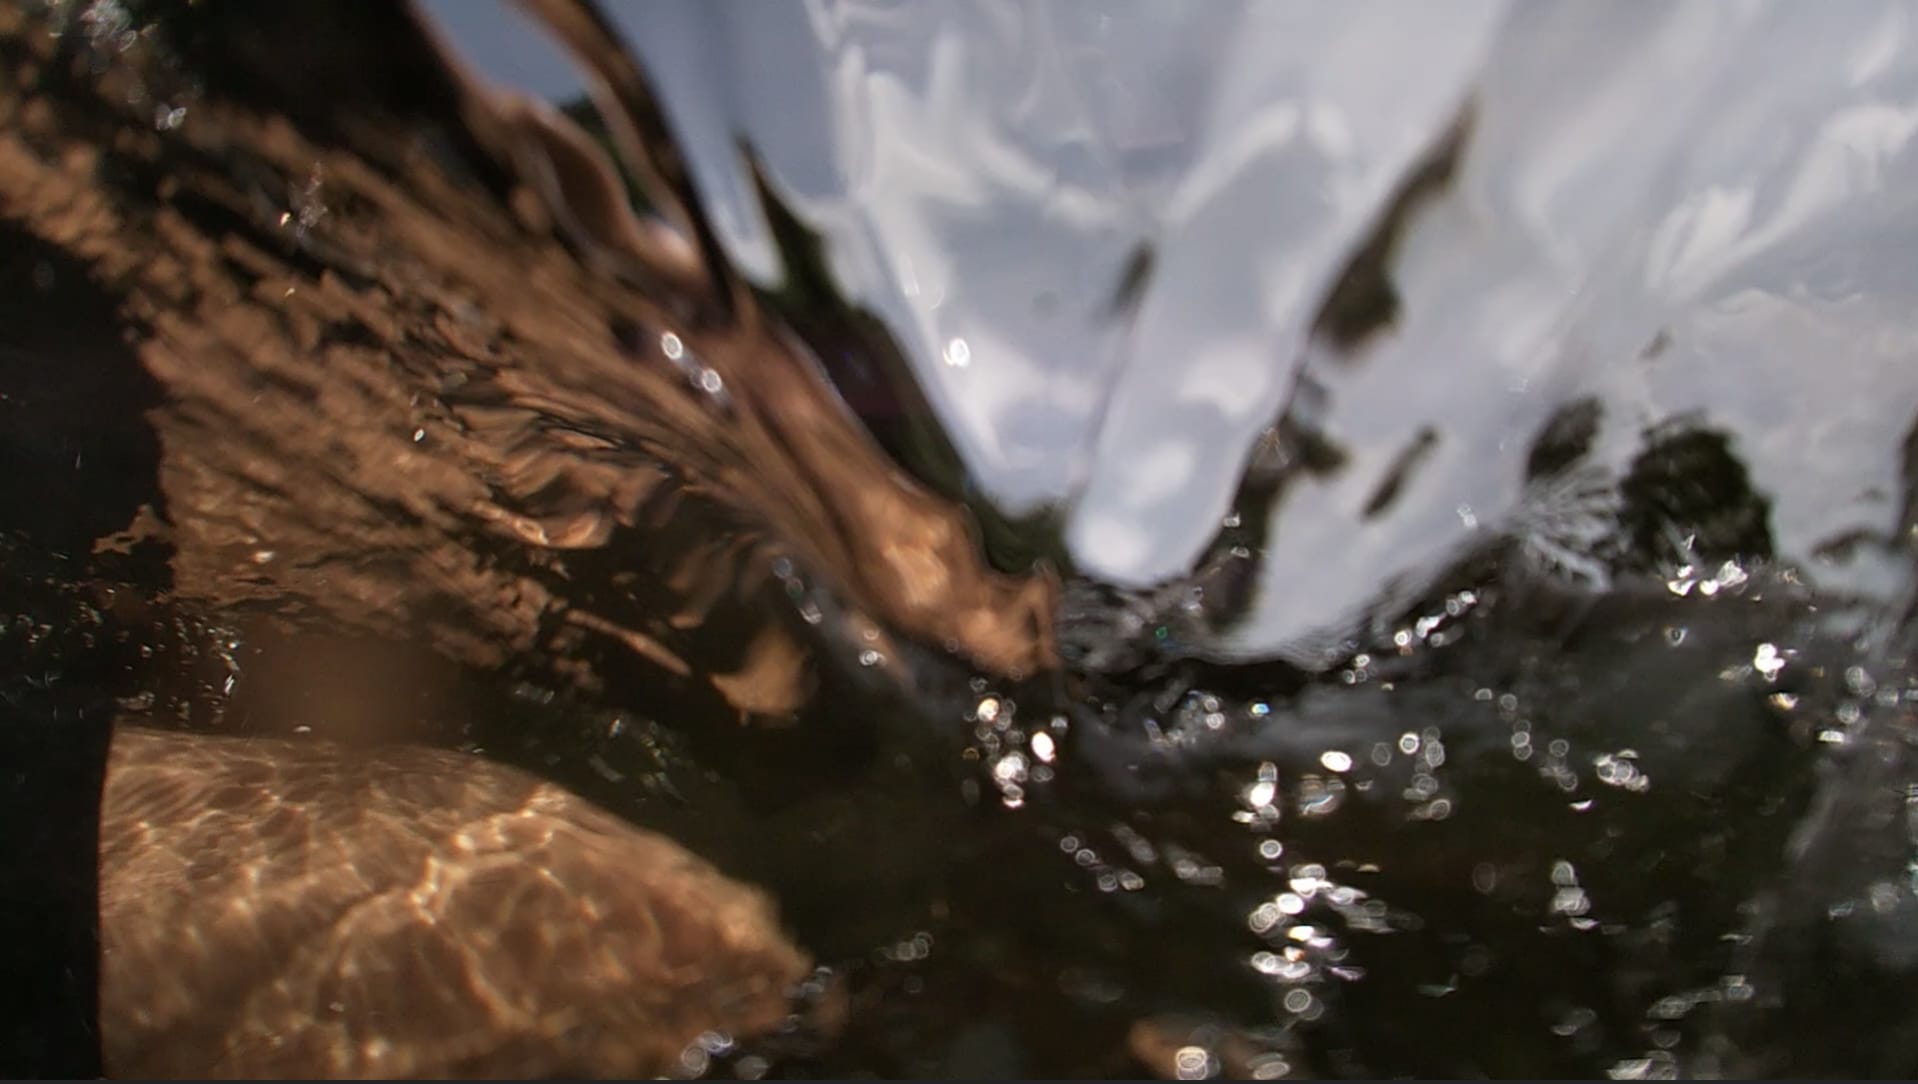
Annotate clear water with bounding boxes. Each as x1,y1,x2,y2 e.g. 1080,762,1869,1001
5,0,1918,1078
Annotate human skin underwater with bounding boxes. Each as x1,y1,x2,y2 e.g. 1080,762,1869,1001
4,0,1918,1078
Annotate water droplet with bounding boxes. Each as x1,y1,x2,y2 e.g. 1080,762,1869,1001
1245,779,1278,809
943,337,972,367
1030,730,1056,763
1173,1045,1218,1079
1846,665,1878,697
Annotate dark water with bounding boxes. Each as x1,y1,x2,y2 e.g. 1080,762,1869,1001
6,0,1918,1079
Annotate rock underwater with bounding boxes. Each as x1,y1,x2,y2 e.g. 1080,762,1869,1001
100,725,811,1080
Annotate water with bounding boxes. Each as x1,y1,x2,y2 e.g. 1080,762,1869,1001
5,0,1918,1078
565,0,1918,665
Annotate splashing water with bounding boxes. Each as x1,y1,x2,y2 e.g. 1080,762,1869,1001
7,0,1918,1078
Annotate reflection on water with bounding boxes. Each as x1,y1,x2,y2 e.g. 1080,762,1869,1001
590,0,1918,666
4,0,1918,1079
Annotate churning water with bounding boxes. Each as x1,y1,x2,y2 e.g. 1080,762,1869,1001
6,0,1918,1077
